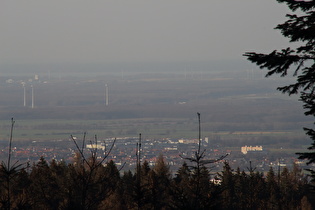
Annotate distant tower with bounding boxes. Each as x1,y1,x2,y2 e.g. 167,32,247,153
205,137,209,144
105,84,109,106
22,83,26,107
31,85,34,108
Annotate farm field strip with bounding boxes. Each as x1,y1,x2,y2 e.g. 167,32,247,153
0,118,305,141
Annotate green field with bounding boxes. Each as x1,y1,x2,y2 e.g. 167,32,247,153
0,118,198,141
0,118,307,150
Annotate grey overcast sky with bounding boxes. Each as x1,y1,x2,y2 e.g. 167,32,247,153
1,0,290,65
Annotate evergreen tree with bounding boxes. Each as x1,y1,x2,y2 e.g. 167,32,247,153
280,167,294,208
10,168,32,209
141,160,151,177
266,167,280,209
103,160,121,193
250,171,267,209
218,162,236,210
244,0,315,183
67,154,111,210
180,113,227,209
134,160,151,209
121,170,136,209
0,118,28,210
171,162,193,209
29,157,62,209
233,168,249,209
279,164,308,209
147,154,172,210
48,159,70,209
99,160,123,210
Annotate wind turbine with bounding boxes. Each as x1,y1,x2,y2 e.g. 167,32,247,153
105,84,109,106
31,85,34,108
22,82,26,107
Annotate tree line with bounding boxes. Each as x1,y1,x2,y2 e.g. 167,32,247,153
0,153,313,210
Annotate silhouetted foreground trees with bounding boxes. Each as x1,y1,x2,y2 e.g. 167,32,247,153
0,155,313,210
244,0,315,185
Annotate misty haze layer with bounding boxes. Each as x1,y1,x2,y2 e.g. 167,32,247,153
1,0,289,66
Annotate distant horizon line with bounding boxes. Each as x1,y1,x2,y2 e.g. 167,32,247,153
1,57,249,65
0,59,253,73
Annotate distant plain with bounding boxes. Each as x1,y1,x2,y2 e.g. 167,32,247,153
0,62,310,150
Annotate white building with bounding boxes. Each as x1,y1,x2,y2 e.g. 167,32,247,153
86,144,105,150
241,145,263,154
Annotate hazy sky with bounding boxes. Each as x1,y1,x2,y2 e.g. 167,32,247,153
1,0,291,65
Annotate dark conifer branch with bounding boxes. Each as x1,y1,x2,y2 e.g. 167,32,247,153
244,0,315,186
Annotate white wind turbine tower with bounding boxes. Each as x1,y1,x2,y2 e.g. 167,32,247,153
22,82,26,107
31,85,34,108
105,84,109,106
